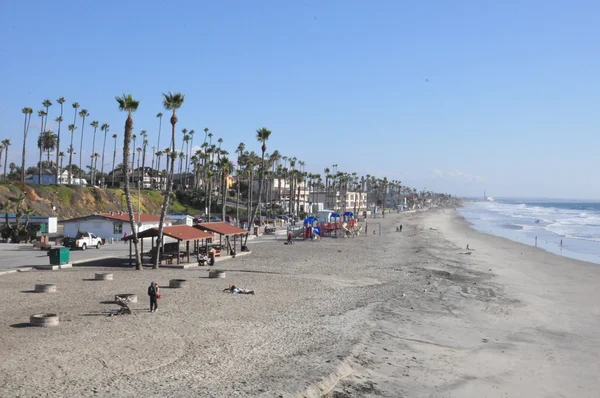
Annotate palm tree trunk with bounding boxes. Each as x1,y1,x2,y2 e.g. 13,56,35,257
247,169,253,230
141,144,147,189
21,113,32,182
91,128,97,185
208,176,212,220
112,138,117,188
38,145,43,184
122,114,142,270
55,106,63,184
236,172,241,226
2,147,8,180
78,116,86,179
154,113,178,269
221,171,226,220
101,131,107,187
250,156,265,228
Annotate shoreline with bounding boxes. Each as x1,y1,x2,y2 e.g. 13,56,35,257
331,209,600,397
458,202,600,265
1,209,599,397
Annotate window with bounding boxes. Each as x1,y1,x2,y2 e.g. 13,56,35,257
114,223,123,234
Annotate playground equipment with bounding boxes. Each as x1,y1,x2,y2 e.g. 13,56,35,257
341,222,363,237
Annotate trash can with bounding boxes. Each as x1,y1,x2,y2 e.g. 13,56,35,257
47,247,71,265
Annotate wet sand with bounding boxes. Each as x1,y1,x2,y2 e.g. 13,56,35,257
0,210,598,397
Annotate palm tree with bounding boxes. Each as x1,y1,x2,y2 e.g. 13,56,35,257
219,156,233,219
141,131,148,187
67,124,77,183
36,111,47,183
115,94,142,270
155,112,163,171
20,107,33,182
111,133,117,187
23,207,34,229
100,123,109,187
187,129,195,186
183,133,191,186
250,127,272,227
235,142,245,226
89,121,99,184
178,151,185,183
42,99,52,133
40,131,57,164
37,133,44,184
59,151,65,175
155,92,184,269
78,109,89,179
131,133,137,182
0,144,4,177
155,150,163,177
0,139,10,182
245,153,257,229
54,98,65,183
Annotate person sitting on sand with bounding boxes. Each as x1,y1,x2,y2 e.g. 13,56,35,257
223,284,254,295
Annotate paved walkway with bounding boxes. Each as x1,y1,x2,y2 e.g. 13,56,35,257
0,242,130,271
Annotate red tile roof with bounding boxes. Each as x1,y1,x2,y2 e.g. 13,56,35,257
61,212,164,224
129,225,213,241
194,222,249,236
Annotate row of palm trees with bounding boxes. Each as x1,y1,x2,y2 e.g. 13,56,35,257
19,93,428,272
20,100,118,185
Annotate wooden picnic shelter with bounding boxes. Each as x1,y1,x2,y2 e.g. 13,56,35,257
125,225,213,265
193,222,249,256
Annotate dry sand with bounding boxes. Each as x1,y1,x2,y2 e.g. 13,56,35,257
0,210,599,397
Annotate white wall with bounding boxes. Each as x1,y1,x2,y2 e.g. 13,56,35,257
63,219,172,240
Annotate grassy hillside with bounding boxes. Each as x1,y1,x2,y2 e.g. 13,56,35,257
0,182,191,220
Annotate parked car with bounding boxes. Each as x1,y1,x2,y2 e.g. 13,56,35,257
209,216,222,222
62,232,103,250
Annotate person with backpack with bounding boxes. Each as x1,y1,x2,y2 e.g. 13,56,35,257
148,281,160,313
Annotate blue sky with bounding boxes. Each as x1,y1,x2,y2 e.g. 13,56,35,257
1,0,599,198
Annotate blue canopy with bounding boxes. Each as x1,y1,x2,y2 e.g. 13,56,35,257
343,211,354,217
331,213,341,218
304,216,318,225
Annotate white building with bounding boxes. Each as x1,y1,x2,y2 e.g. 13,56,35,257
60,212,172,241
253,178,310,213
167,214,194,226
308,191,368,213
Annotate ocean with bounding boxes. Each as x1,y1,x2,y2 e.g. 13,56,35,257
458,199,600,264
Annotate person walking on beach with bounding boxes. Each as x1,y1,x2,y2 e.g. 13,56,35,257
148,281,159,313
287,231,293,245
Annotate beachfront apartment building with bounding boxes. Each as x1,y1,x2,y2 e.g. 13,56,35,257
252,178,310,212
308,191,368,214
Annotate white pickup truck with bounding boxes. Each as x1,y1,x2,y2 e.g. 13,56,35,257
63,232,103,250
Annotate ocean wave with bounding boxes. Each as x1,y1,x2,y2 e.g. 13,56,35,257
466,201,600,242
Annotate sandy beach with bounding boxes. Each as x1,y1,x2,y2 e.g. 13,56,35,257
1,210,599,397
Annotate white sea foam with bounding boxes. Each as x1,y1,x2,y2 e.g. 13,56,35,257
466,201,600,241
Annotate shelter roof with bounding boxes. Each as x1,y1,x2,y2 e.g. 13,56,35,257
194,222,248,236
126,225,212,241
